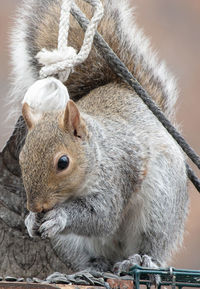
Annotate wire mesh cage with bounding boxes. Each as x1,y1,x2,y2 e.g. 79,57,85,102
127,265,200,289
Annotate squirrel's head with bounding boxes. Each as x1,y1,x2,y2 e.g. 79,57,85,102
19,100,90,213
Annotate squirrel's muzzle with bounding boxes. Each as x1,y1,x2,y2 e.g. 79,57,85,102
27,200,54,213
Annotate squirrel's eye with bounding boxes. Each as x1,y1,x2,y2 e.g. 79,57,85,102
57,155,69,171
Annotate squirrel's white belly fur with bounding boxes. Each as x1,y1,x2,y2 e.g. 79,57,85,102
52,221,142,269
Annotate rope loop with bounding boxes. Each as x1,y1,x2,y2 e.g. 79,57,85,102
36,0,104,83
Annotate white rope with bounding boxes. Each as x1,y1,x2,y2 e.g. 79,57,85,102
22,0,104,113
57,0,74,82
22,77,70,112
36,0,104,83
58,0,72,51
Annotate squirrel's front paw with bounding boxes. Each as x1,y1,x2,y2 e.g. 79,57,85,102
39,208,68,239
25,212,40,237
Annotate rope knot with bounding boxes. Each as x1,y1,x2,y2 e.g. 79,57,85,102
35,0,104,83
36,47,77,82
36,47,77,66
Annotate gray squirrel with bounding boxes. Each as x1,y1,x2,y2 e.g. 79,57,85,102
10,0,189,273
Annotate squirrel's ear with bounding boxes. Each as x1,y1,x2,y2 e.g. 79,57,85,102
22,102,42,129
63,100,88,139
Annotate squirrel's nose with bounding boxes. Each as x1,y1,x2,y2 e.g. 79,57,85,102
27,201,54,213
27,202,43,213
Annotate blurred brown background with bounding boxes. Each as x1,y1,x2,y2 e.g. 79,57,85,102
0,0,199,269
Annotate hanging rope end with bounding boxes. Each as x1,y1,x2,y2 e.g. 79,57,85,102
22,77,70,113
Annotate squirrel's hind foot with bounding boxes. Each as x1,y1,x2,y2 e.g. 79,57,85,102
113,254,142,274
113,254,161,284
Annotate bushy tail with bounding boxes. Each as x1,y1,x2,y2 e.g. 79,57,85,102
10,0,178,121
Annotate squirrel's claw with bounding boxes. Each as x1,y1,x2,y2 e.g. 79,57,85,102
39,208,68,239
25,212,40,237
141,255,161,285
39,220,61,239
